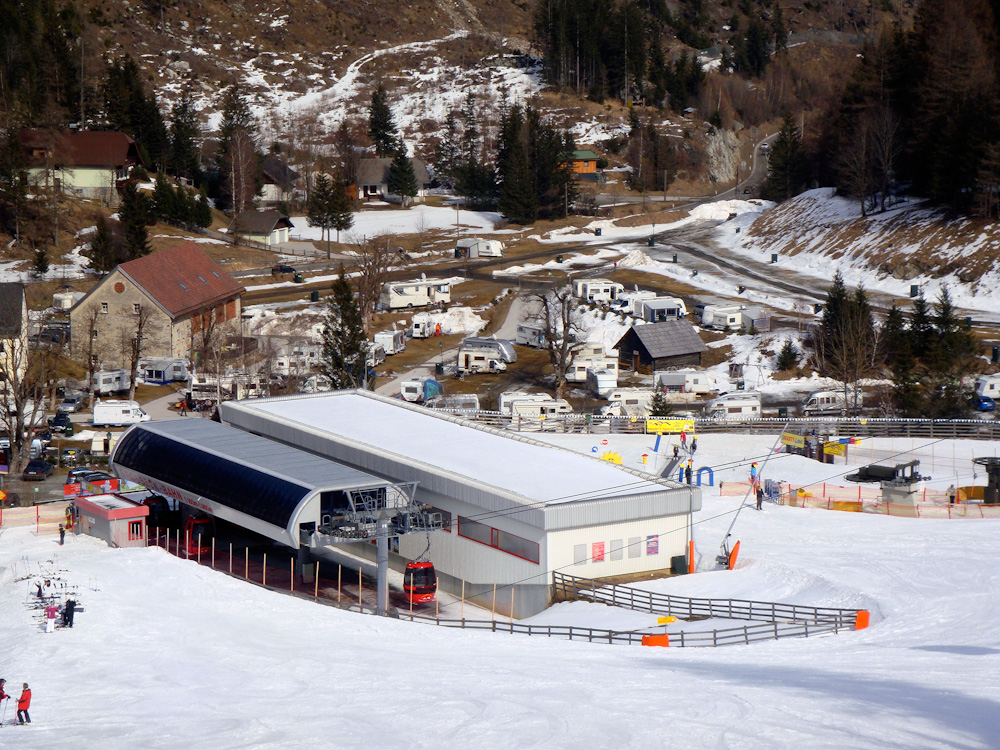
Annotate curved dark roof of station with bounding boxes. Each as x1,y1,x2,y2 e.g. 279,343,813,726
111,420,391,531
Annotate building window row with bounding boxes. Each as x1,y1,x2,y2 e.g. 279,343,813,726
457,516,539,564
574,535,657,565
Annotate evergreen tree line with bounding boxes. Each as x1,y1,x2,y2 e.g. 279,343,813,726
815,272,980,418
534,0,784,108
818,0,1000,216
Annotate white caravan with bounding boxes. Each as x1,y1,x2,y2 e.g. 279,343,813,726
411,313,437,339
566,357,619,384
976,374,1000,398
515,323,546,348
611,290,657,316
601,388,655,416
703,392,762,420
92,400,151,427
380,277,452,309
499,391,554,413
700,304,747,330
801,390,854,416
461,337,517,363
586,368,619,398
92,369,130,395
374,330,406,356
573,278,624,305
655,369,716,395
509,398,573,418
456,238,504,258
139,358,189,384
366,342,386,368
457,347,507,374
302,374,333,393
639,297,688,323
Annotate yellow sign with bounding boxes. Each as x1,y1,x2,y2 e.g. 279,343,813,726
824,442,847,456
780,431,805,448
646,419,695,434
657,616,678,624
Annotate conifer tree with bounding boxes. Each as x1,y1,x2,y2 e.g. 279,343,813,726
331,180,354,242
193,188,213,228
387,149,418,207
151,173,175,223
88,215,118,274
649,389,673,417
307,174,340,257
169,89,202,182
762,114,808,202
321,269,371,389
119,181,151,259
908,292,933,360
775,339,798,371
497,105,536,224
367,84,400,157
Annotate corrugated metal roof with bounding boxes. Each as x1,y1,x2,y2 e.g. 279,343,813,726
128,419,392,492
616,320,707,359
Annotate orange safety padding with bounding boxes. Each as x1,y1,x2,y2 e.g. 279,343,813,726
688,540,695,574
641,634,670,647
727,540,741,570
854,610,870,630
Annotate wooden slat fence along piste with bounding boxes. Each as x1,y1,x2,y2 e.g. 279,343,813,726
552,572,871,648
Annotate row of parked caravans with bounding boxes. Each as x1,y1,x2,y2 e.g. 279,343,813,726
572,280,689,322
694,303,771,333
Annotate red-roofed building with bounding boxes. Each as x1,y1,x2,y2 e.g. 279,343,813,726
20,129,142,201
70,243,245,367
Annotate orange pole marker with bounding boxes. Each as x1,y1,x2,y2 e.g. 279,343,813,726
688,540,695,574
854,610,870,630
641,634,670,647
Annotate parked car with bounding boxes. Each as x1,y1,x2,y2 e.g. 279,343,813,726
22,459,54,481
58,396,83,413
48,412,74,435
66,468,99,485
271,264,296,275
61,448,84,465
976,396,996,412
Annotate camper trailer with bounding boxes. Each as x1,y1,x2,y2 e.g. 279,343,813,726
302,374,333,393
365,342,386,368
611,290,657,316
976,374,1000,399
461,337,517,363
455,238,504,258
188,372,268,402
380,277,452,309
139,358,189,384
601,388,656,416
703,392,762,420
515,323,545,348
499,391,553,413
700,304,746,331
272,340,323,378
457,347,507,374
400,377,444,403
425,394,480,411
374,330,407,356
566,357,619,384
411,313,437,339
573,278,624,305
92,400,151,427
586,368,619,398
92,369,130,395
509,398,573,418
639,297,688,323
655,369,716,395
52,291,84,310
800,390,855,416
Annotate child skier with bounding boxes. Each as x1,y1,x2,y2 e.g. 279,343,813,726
17,683,30,724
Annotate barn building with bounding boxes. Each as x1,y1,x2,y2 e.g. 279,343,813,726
218,390,701,617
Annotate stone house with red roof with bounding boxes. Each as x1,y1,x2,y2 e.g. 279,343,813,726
69,244,245,368
20,130,142,201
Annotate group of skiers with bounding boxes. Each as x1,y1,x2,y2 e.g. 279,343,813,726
0,679,31,725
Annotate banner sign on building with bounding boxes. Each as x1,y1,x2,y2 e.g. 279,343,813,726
646,419,695,434
592,541,605,562
780,431,805,449
646,535,659,555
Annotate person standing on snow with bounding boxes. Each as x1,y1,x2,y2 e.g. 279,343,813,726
691,437,698,455
947,485,957,505
44,603,59,633
680,431,688,450
673,444,679,459
17,683,30,724
59,524,65,545
0,678,8,705
750,462,759,485
63,599,76,628
756,486,764,510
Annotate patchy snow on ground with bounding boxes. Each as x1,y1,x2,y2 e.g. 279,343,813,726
290,205,502,242
3,429,999,749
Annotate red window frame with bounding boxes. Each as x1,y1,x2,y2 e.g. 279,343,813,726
128,520,143,541
457,516,539,564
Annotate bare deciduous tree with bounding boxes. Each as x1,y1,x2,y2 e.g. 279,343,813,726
814,300,881,414
80,306,101,410
352,233,400,331
122,304,156,403
0,314,50,474
525,287,587,400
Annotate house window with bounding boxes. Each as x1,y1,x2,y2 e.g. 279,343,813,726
128,520,143,540
100,302,109,314
133,304,141,314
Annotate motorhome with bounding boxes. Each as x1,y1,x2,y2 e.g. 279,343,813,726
586,368,619,398
92,400,151,427
380,277,452,309
455,238,504,258
655,369,716,395
573,278,624,305
366,342,386,368
976,374,1000,399
273,340,323,378
515,323,545,348
92,369,130,395
703,392,762,420
639,297,688,323
700,304,746,331
188,372,268,402
302,374,333,393
611,290,657,316
139,358,189,384
411,313,437,339
461,337,517,363
457,347,507,374
400,377,444,403
499,391,554,413
566,357,619,384
509,398,573,418
800,389,856,417
425,394,480,411
374,330,407,356
601,388,655,416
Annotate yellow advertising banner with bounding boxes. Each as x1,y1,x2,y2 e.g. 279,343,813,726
780,431,805,448
824,442,847,456
646,419,695,434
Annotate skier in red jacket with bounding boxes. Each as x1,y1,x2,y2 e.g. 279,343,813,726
17,683,30,725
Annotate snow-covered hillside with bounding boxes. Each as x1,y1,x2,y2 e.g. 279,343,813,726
3,431,999,748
